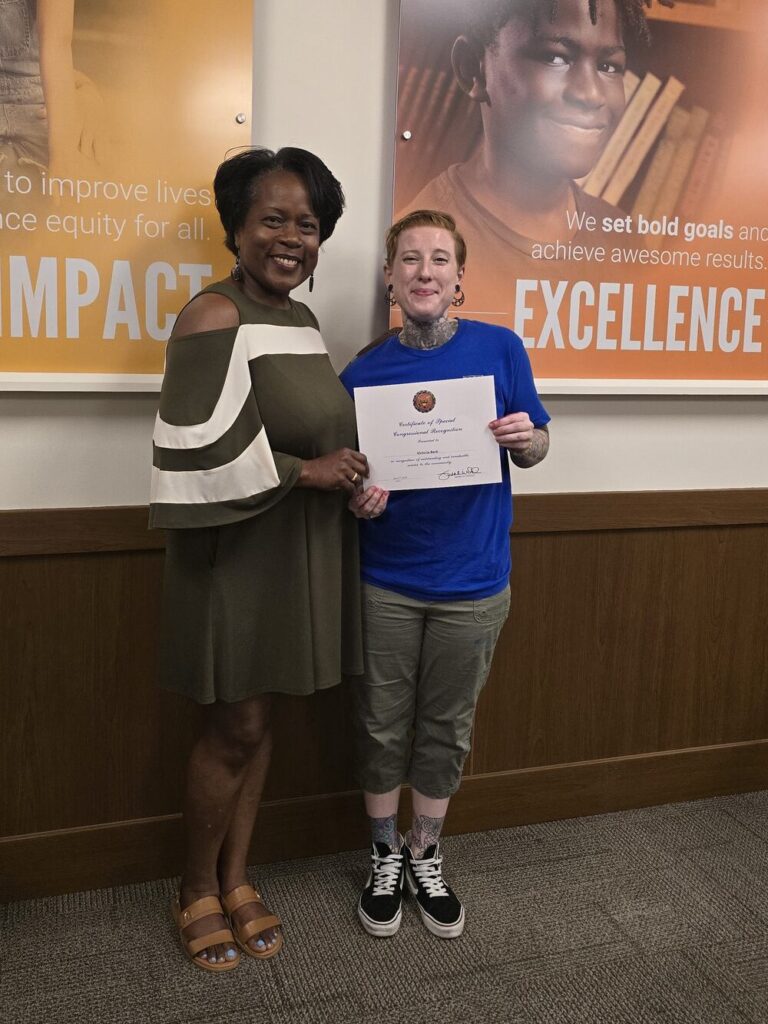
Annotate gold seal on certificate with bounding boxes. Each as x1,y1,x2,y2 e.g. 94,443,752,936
353,376,502,490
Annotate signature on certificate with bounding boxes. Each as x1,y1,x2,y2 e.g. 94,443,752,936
438,466,480,481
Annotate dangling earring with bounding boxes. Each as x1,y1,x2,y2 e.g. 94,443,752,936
309,274,314,293
386,283,397,307
231,251,243,282
451,283,465,308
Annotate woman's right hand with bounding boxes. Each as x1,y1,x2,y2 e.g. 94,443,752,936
297,448,369,494
348,486,389,519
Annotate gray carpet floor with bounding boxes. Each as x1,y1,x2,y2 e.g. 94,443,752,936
4,791,768,1024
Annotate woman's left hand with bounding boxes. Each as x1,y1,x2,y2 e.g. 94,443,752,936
348,486,389,519
489,412,534,451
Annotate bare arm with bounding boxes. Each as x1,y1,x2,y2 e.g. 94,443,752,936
170,292,239,339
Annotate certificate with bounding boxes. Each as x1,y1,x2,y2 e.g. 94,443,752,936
353,376,501,490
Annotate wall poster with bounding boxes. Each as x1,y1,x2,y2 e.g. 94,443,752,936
394,0,768,392
0,0,251,390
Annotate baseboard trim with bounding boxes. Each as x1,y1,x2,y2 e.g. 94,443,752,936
4,739,767,901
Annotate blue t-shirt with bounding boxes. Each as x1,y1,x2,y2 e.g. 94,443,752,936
340,319,550,601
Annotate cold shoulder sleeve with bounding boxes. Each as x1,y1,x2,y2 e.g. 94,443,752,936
149,319,326,529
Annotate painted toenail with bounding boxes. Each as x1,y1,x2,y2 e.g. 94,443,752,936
256,938,266,948
226,949,237,959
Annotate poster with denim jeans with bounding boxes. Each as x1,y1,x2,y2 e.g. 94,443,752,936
0,0,251,388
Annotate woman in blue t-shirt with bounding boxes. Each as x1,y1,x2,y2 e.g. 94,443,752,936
340,209,550,940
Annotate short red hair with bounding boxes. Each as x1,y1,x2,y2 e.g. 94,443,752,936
385,209,467,268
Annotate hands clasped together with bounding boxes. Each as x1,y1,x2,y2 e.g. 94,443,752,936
296,446,389,517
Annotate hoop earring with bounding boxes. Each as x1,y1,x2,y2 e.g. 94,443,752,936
386,283,397,307
231,252,243,282
308,274,314,293
451,284,465,308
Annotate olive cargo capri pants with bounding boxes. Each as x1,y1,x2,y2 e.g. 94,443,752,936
354,582,511,799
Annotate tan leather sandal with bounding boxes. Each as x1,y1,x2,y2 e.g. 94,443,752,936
222,884,283,960
171,894,241,972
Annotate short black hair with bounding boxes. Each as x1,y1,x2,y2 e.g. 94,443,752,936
464,0,672,50
213,146,345,254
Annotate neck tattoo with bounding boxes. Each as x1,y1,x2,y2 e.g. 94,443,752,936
400,315,458,350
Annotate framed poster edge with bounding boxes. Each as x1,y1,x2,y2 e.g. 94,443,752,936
0,374,163,393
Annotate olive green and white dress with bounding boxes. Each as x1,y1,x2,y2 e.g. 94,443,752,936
150,280,362,703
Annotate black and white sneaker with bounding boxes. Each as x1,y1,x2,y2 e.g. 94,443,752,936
358,835,405,937
404,841,465,938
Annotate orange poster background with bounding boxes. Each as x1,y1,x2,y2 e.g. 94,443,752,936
394,0,768,386
0,0,251,385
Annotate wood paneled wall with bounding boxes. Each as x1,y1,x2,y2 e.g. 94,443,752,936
2,490,767,900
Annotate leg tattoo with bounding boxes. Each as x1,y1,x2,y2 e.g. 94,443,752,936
410,815,444,858
370,814,399,850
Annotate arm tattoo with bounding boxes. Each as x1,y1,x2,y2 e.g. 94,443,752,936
369,814,399,851
410,815,445,858
510,425,549,468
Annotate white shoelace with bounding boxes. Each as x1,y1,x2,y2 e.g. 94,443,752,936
410,851,449,898
371,850,403,896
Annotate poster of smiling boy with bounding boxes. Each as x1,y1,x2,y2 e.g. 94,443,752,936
394,0,768,390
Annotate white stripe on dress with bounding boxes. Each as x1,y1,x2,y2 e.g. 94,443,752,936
150,427,280,505
153,324,327,451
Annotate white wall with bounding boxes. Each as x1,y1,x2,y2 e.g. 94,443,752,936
0,0,765,509
0,392,158,509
